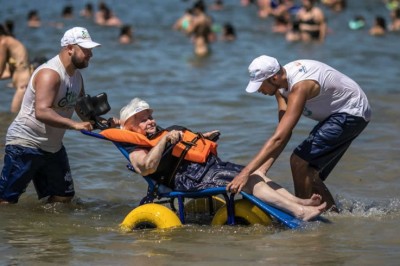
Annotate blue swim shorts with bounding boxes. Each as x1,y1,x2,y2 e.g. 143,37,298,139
174,155,244,191
0,145,75,203
293,113,369,181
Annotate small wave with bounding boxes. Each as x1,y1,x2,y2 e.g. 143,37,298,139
334,196,400,217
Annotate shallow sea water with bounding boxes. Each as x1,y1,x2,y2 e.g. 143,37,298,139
1,0,400,265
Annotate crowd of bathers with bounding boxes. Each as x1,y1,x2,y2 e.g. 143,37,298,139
247,0,400,41
1,0,399,113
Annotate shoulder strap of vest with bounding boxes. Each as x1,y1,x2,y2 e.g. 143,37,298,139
166,131,204,187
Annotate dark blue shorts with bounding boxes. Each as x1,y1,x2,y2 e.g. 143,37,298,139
174,155,244,191
293,113,369,181
0,145,75,203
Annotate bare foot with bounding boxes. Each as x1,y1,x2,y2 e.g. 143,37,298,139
299,193,322,206
297,202,327,221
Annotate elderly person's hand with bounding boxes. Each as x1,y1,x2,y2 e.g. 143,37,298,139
166,130,182,144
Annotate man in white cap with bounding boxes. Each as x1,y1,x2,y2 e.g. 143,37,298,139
0,27,100,204
227,55,371,212
109,97,327,221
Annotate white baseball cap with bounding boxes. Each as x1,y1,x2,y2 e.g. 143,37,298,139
60,27,101,49
120,98,153,127
245,55,280,93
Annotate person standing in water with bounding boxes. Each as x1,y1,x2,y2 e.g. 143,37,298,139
227,55,371,212
0,27,101,204
0,24,32,113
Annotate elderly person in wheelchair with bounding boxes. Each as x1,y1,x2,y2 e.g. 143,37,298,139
97,97,326,222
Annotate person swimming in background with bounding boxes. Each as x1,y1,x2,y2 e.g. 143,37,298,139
173,8,194,35
27,8,65,29
384,0,400,11
270,0,300,19
0,24,32,113
369,16,387,36
321,0,346,12
95,1,122,27
285,20,301,42
186,1,213,35
348,15,366,30
27,10,41,28
241,0,256,6
221,23,236,41
119,25,133,44
272,15,291,34
389,8,400,31
210,0,224,11
61,5,74,19
295,0,327,42
257,0,277,19
80,3,94,19
192,24,211,57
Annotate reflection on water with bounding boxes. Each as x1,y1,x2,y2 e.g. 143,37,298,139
4,227,72,263
1,0,400,265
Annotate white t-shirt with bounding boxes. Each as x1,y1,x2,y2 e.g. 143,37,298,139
6,55,83,152
279,60,371,122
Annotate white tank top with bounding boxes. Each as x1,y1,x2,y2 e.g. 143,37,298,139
279,60,371,122
6,55,83,152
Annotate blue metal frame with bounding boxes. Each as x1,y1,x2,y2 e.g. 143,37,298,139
81,130,305,229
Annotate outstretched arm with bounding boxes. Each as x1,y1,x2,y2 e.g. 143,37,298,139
227,85,308,193
258,91,290,174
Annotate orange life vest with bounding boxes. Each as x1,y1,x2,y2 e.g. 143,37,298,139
99,128,218,163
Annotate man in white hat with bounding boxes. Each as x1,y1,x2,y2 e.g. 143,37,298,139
227,55,371,212
0,27,100,204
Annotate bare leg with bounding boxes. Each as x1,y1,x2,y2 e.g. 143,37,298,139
291,154,313,198
253,170,321,206
243,174,326,221
291,153,338,211
311,176,338,212
286,193,322,206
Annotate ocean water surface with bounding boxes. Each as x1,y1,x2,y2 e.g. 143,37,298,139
0,0,399,265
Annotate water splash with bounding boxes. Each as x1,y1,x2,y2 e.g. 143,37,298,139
335,196,400,217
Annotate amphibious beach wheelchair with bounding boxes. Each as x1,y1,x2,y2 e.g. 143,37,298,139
77,93,309,231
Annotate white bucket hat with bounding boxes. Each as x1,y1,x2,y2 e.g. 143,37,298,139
120,98,153,127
